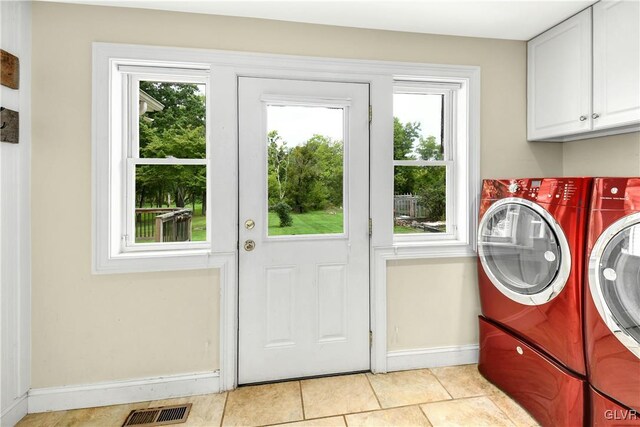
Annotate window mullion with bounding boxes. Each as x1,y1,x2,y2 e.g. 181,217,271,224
129,158,208,165
393,160,452,167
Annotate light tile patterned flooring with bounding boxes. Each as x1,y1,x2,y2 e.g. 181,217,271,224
17,364,539,427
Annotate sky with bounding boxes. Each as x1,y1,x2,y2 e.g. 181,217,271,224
266,93,443,149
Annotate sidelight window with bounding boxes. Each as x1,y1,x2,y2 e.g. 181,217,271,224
392,82,463,243
93,59,213,273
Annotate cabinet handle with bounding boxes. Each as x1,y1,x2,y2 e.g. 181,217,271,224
579,115,588,121
592,113,600,119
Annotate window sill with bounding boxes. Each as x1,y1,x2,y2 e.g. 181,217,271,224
373,240,477,260
93,247,230,275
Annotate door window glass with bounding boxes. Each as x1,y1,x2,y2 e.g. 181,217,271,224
479,204,561,295
266,105,345,236
599,223,640,344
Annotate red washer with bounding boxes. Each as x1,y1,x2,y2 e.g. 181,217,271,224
585,177,640,413
477,178,592,376
590,385,640,426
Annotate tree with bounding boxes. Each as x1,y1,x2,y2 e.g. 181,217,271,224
282,134,343,213
393,118,421,194
307,134,343,208
139,82,205,132
416,135,443,161
136,82,207,212
393,117,446,223
417,167,447,221
267,130,290,205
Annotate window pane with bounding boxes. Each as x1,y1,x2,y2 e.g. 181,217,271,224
135,165,206,243
138,81,206,159
394,166,447,234
393,93,444,160
266,105,344,236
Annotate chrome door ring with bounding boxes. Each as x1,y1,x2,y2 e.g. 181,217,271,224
477,198,572,306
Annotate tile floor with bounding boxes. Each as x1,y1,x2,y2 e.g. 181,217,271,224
17,364,539,427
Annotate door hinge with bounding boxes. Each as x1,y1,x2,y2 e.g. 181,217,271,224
368,105,372,124
368,218,372,237
369,330,373,347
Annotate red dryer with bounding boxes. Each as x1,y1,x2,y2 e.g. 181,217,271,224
585,177,640,425
476,177,592,427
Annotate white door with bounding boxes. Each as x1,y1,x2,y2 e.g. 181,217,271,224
527,8,592,140
238,77,370,384
592,0,640,130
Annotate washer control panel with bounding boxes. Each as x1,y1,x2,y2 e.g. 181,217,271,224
482,178,592,207
591,177,640,211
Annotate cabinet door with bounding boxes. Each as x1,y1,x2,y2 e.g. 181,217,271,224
593,0,640,130
528,9,592,140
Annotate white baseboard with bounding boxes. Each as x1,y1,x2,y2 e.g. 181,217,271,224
1,394,28,427
28,371,220,414
387,344,479,372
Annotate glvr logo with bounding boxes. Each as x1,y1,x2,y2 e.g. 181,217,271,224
604,409,638,420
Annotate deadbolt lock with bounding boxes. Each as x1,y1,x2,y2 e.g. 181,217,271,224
244,240,256,251
245,219,255,230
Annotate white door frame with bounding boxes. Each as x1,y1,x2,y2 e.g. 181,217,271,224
218,68,392,392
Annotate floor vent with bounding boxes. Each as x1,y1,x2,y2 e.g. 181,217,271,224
123,404,192,426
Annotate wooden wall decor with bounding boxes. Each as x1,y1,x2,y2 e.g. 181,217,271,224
0,107,19,144
1,49,19,89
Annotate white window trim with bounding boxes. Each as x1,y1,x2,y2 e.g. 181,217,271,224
123,70,210,253
374,76,479,259
93,43,480,385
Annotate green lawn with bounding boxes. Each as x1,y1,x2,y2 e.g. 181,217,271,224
394,224,421,233
268,210,344,235
267,209,437,235
191,213,206,241
137,204,432,242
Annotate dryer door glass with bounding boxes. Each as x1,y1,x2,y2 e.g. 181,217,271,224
479,203,561,295
598,222,640,345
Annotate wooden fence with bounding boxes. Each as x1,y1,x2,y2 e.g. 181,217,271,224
135,208,193,242
394,194,427,218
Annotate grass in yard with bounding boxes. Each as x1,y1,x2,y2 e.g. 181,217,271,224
394,224,420,233
191,213,206,241
269,210,343,235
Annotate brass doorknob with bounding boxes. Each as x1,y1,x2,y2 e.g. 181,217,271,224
244,240,256,251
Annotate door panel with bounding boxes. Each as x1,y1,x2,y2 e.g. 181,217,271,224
238,77,370,384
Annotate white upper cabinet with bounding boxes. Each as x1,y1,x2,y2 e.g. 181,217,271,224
528,1,640,141
528,8,592,140
593,0,640,130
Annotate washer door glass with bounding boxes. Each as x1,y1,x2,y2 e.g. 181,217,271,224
479,203,561,295
598,222,640,345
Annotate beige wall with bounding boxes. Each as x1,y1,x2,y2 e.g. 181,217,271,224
387,259,479,350
31,2,564,388
562,132,640,177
